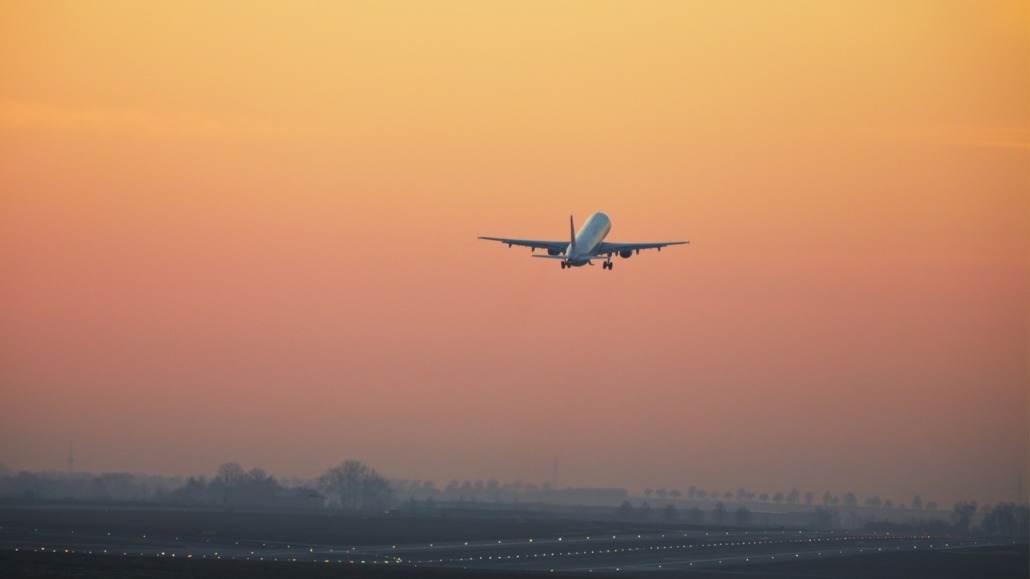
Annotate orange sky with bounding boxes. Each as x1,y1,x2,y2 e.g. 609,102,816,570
2,1,1027,505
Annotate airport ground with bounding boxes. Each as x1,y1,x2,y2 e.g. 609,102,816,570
1,504,1026,578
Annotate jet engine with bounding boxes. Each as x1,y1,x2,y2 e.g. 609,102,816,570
619,249,633,259
547,248,562,256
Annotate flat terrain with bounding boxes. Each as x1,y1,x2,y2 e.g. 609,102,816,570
1,505,1026,578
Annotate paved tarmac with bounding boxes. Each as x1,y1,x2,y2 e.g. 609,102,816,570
2,519,983,574
352,529,980,573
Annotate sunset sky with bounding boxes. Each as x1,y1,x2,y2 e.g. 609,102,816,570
2,1,1027,506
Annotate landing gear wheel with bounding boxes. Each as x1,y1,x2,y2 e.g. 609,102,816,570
560,262,566,269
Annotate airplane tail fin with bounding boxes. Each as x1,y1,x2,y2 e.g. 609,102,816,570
569,215,577,254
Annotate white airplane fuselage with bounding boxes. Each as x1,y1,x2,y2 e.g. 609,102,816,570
566,212,612,266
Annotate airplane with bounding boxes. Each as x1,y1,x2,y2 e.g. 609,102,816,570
479,212,688,270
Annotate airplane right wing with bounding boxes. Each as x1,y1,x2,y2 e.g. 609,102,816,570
596,240,689,255
478,237,568,254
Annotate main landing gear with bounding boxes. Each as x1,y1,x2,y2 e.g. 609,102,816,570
560,260,613,270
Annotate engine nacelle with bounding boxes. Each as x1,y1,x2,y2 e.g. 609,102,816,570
547,248,562,256
619,249,633,259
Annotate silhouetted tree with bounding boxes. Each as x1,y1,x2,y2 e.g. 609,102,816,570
843,491,857,508
713,501,727,524
804,491,814,506
444,480,459,497
317,460,394,511
910,495,922,510
172,476,207,504
950,501,977,534
663,504,678,521
865,496,882,509
360,469,395,511
735,506,751,526
638,501,652,520
773,491,784,505
688,506,704,523
882,499,893,509
617,500,634,519
787,488,799,505
217,462,244,506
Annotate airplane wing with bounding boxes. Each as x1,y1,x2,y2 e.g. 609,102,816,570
595,240,689,256
478,236,568,254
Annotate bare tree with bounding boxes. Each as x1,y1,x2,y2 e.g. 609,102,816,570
980,503,1017,536
712,501,727,524
217,462,244,486
317,460,394,511
786,488,799,505
688,506,704,523
217,462,243,506
735,506,752,526
663,503,678,521
638,501,652,520
950,501,977,534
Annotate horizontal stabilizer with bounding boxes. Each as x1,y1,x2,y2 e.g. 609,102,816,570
531,254,567,259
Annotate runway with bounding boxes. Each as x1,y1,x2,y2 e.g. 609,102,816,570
3,517,981,575
352,529,975,573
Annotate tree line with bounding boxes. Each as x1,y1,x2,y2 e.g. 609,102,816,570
0,460,393,512
0,461,1026,538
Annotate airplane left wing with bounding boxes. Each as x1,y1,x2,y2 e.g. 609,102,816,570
478,237,568,254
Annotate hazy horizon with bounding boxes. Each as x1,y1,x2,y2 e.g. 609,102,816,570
0,458,1011,510
2,2,1027,509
